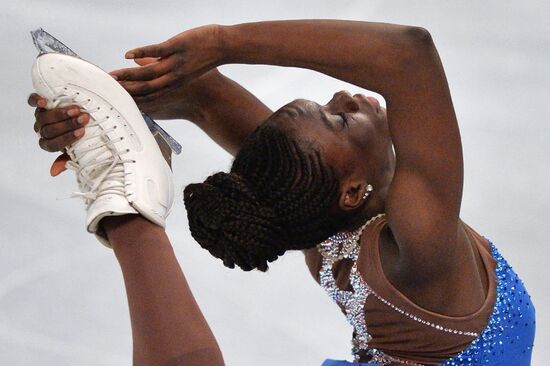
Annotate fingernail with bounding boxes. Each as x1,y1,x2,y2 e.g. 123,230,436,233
38,99,47,107
111,74,119,80
67,108,80,117
125,52,135,59
74,128,85,137
77,115,87,124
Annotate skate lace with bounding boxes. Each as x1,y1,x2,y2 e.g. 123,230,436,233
52,90,135,204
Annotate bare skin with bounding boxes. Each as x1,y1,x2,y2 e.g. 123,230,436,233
30,20,490,364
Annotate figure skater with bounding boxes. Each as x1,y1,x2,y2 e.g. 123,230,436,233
29,20,535,365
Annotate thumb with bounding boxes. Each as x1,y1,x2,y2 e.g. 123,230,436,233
50,153,70,177
134,57,159,66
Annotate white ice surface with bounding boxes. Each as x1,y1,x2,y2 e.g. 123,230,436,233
1,0,548,365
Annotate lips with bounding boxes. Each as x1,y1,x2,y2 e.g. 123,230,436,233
366,96,381,112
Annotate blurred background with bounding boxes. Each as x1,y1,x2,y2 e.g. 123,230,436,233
0,0,548,365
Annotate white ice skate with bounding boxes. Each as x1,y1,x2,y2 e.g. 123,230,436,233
32,53,174,246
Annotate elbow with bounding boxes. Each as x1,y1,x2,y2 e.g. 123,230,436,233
401,26,434,47
394,26,437,70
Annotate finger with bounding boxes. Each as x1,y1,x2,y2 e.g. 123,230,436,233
36,105,82,129
40,114,89,139
33,117,41,133
119,72,179,96
107,62,157,80
34,109,48,132
125,41,174,59
134,57,159,66
39,128,85,152
110,56,178,81
34,107,44,118
50,153,70,177
28,93,47,108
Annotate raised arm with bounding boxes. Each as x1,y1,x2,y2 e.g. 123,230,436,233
113,20,463,275
138,66,273,156
222,21,426,95
221,21,463,275
175,69,273,156
111,56,273,156
29,57,273,366
30,67,272,164
105,215,225,366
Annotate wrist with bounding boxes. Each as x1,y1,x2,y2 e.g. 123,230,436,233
182,69,232,122
217,25,231,65
218,24,246,65
165,69,223,122
216,21,300,67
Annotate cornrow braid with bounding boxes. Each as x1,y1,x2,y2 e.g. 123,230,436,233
183,123,344,271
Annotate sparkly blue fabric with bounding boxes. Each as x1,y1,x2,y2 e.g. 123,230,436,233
321,360,377,366
322,241,536,366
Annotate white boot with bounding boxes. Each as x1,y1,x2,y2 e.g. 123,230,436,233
32,53,174,246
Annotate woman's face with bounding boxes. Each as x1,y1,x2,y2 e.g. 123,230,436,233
269,90,391,181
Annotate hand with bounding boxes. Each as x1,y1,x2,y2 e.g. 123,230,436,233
28,93,90,176
110,24,224,100
122,58,222,121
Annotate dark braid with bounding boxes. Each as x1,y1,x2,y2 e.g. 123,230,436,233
183,122,345,271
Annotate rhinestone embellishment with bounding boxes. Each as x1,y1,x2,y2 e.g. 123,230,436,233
317,213,478,365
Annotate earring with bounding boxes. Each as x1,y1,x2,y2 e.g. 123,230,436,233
362,184,373,200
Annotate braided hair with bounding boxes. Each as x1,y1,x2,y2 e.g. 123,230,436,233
183,118,346,271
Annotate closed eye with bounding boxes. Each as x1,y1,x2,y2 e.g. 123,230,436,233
317,105,347,130
338,112,349,128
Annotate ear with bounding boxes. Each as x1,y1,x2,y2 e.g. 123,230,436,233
337,179,370,211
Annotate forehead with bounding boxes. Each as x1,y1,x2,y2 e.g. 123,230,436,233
271,99,330,130
277,99,318,120
268,99,353,166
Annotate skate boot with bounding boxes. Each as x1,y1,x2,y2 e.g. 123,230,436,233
32,53,174,246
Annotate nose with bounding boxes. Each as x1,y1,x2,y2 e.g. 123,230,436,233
334,90,352,99
331,90,360,112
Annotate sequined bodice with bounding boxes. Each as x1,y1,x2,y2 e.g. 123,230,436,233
317,214,535,365
318,214,481,365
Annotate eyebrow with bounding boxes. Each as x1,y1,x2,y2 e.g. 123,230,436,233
279,106,300,118
280,103,333,129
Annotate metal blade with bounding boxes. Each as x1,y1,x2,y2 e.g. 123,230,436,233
31,28,78,57
142,112,182,155
30,28,182,155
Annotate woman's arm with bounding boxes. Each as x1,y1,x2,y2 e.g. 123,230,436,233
221,20,426,96
177,69,273,156
221,20,463,277
114,20,463,276
29,68,272,161
123,57,273,156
